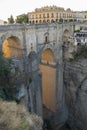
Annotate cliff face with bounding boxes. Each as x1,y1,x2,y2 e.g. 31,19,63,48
64,59,87,130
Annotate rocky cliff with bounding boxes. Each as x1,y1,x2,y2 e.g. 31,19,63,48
64,58,87,130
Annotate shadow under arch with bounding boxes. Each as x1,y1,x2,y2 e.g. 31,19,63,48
2,36,23,58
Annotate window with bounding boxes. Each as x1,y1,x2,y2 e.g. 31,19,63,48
36,15,37,18
44,32,49,44
32,15,34,18
56,13,58,18
39,14,41,18
47,13,49,18
51,13,54,18
43,14,45,18
45,36,48,43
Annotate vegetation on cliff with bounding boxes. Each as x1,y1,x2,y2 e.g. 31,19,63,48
72,45,87,60
0,100,43,130
0,48,13,100
0,47,43,130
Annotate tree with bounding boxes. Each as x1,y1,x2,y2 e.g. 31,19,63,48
0,48,11,86
8,15,14,24
0,47,13,100
16,14,28,24
59,18,63,23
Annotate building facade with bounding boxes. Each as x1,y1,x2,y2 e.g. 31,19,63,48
75,11,84,21
83,11,87,21
28,6,76,24
0,19,6,25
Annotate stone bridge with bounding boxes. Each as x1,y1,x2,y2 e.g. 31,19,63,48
0,21,86,129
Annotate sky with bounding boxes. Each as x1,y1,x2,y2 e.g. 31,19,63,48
0,0,87,21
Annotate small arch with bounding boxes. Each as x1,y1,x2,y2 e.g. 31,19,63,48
32,20,35,24
51,19,54,23
62,29,70,43
43,20,46,23
45,36,48,43
44,32,49,44
47,19,50,23
63,29,70,37
2,36,23,58
39,20,42,23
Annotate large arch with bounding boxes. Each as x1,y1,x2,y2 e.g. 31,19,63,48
2,36,23,58
40,48,56,111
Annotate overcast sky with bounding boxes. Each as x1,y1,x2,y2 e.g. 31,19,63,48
0,0,87,21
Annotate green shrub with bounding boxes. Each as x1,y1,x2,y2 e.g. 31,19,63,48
0,49,11,87
74,30,80,32
72,45,87,60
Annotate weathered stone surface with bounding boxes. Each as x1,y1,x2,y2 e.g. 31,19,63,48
64,59,87,130
0,22,86,129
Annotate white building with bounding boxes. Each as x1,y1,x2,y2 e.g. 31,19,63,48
0,19,6,25
74,31,87,45
75,11,84,21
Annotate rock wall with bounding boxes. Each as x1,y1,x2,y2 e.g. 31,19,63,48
64,59,87,130
9,58,43,117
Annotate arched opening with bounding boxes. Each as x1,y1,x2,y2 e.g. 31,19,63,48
40,48,56,111
51,19,54,23
32,20,34,24
2,36,23,58
36,20,38,23
43,20,46,23
47,19,50,23
62,29,70,43
56,19,58,22
39,20,42,23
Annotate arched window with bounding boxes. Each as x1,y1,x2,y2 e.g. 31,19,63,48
44,32,49,44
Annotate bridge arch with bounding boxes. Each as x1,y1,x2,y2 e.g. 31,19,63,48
63,29,70,36
40,48,56,111
62,29,70,43
2,36,23,58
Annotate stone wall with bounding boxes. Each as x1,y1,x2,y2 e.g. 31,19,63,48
9,57,43,117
